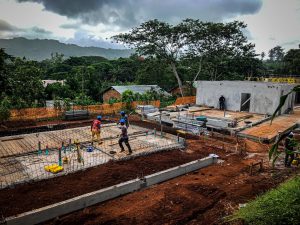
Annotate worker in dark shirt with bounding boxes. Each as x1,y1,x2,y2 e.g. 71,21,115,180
219,95,225,110
118,119,132,155
284,132,296,167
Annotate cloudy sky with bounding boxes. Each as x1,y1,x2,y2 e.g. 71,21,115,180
0,0,299,53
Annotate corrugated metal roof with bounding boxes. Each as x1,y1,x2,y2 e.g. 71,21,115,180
111,85,169,95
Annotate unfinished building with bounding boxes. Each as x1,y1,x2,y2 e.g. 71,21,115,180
196,81,296,115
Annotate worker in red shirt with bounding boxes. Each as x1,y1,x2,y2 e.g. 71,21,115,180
91,115,102,144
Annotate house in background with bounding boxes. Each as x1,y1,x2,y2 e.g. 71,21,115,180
102,85,169,102
196,81,296,115
42,80,65,88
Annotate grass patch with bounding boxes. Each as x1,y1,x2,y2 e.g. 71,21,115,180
228,176,300,225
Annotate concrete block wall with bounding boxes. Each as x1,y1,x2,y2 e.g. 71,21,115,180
196,81,295,115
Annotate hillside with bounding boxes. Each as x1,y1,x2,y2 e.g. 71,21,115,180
0,37,133,61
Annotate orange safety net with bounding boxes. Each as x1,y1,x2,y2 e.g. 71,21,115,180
174,96,196,105
9,100,160,121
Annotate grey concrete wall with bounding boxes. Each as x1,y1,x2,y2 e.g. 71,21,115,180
280,85,295,114
196,81,295,115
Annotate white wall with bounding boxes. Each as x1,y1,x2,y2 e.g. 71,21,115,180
196,81,295,115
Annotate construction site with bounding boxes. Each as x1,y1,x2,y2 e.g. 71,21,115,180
0,81,300,225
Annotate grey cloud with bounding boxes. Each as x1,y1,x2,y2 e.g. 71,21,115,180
17,0,103,16
17,0,262,29
0,19,19,31
60,23,81,29
281,40,300,47
0,22,53,39
17,0,128,26
0,18,51,36
30,27,52,35
19,26,53,39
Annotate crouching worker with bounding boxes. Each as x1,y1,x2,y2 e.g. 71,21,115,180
118,119,132,155
284,132,296,167
91,115,103,145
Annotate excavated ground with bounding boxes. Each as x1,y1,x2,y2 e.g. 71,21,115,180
42,141,296,225
0,147,207,217
0,117,298,225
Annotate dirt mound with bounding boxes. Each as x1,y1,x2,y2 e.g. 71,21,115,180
244,139,270,152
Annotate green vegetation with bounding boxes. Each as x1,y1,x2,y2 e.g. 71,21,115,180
0,97,11,123
260,45,300,75
113,19,259,96
0,19,299,118
120,89,175,110
229,176,300,225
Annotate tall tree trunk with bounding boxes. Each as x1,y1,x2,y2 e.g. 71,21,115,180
170,62,184,97
193,57,203,82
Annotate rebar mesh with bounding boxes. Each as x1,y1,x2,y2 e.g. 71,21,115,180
0,124,184,189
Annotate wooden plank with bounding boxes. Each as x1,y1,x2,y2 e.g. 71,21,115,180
0,142,8,157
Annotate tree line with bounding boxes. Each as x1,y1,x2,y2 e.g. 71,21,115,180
260,45,300,75
0,18,299,119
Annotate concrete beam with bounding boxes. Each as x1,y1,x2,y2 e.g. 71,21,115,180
145,156,216,186
4,155,218,225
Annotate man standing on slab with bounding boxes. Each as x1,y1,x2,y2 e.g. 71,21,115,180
118,119,132,155
219,95,226,110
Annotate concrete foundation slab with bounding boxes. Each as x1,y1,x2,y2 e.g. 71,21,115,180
238,110,300,142
0,124,184,188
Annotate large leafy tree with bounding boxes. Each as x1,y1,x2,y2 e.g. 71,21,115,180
0,49,13,122
265,45,285,74
45,82,74,100
112,19,186,96
136,58,176,90
0,48,13,97
7,58,45,108
268,45,285,62
284,48,300,75
182,20,257,81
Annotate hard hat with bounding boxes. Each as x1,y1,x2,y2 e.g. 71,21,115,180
120,111,125,115
120,119,125,124
97,115,102,120
288,132,294,137
292,159,298,166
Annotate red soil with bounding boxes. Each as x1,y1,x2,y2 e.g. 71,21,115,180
0,142,216,218
43,145,294,225
0,117,296,225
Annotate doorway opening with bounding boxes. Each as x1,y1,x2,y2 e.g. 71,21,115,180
241,93,251,112
295,92,300,105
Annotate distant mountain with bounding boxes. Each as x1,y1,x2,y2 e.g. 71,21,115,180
0,37,134,61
